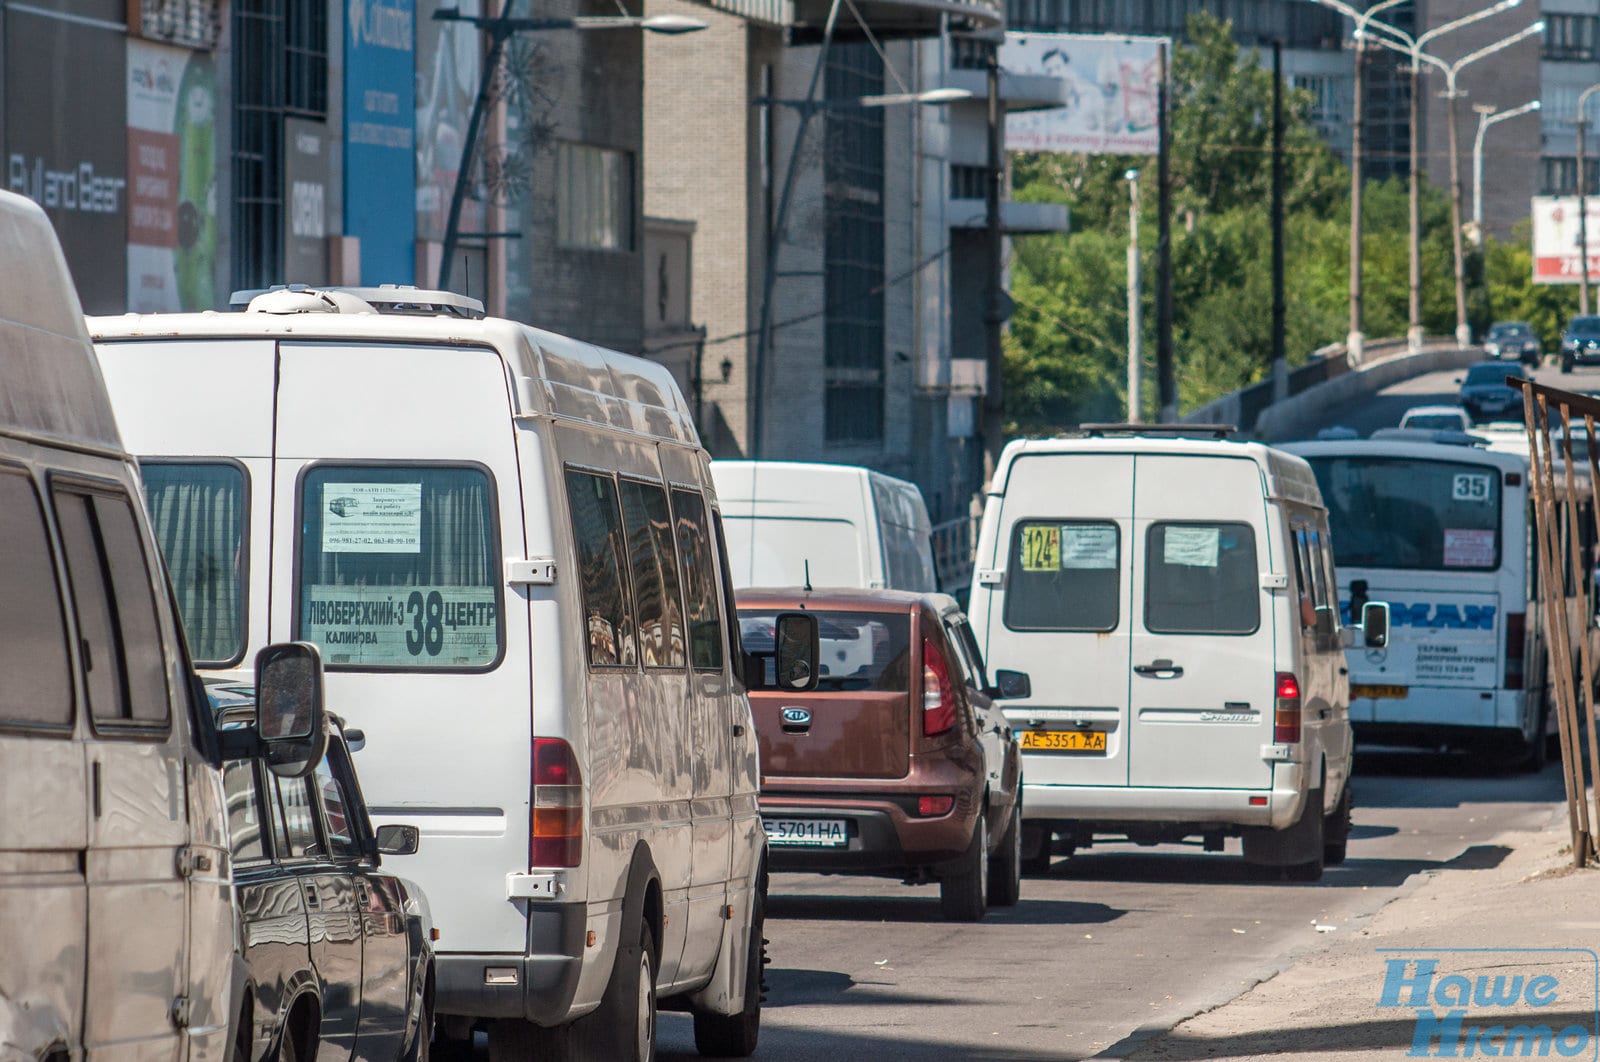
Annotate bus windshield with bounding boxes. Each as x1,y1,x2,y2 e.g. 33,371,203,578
1306,457,1502,572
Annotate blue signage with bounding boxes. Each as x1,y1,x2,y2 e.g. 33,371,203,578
344,0,416,284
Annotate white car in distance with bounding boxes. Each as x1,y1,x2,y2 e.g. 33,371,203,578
1398,405,1472,433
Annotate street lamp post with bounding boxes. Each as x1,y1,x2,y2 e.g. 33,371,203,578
1309,0,1409,367
1577,83,1600,315
1363,7,1540,350
1472,99,1540,240
1126,168,1140,422
432,4,704,293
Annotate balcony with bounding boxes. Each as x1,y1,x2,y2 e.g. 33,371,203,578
948,198,1071,235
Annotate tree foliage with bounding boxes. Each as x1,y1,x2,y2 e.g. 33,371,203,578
1004,11,1540,435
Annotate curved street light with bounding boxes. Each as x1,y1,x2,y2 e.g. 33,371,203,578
1576,83,1600,314
433,4,708,292
1472,99,1540,241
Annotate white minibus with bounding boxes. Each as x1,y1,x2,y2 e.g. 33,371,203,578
1285,437,1575,766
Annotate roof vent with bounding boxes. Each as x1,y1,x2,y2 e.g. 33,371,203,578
229,284,485,319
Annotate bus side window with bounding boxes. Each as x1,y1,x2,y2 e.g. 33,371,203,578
1293,529,1316,632
1317,534,1341,632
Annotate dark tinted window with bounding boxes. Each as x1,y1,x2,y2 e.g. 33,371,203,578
1570,317,1600,335
1309,457,1502,571
671,489,724,672
298,466,500,669
1004,520,1120,632
620,480,686,669
223,760,269,864
141,462,247,666
53,486,170,728
1145,523,1260,635
739,610,911,692
0,470,72,728
273,776,319,858
565,470,637,668
1465,364,1514,385
1489,323,1533,339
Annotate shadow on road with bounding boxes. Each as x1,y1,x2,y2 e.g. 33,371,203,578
1354,754,1565,810
1098,1010,1599,1060
1030,843,1511,890
767,891,1124,927
759,967,981,1009
660,1011,1086,1061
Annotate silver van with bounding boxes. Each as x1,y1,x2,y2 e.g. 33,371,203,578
0,189,327,1062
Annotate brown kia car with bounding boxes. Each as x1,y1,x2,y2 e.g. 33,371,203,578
737,589,1026,921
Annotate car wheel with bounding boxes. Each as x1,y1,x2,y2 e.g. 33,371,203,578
586,921,657,1062
401,975,432,1062
939,813,988,922
1322,785,1351,867
692,865,766,1058
1020,824,1053,877
987,800,1023,907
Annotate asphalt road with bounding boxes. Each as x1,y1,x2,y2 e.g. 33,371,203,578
657,359,1585,1061
658,755,1564,1061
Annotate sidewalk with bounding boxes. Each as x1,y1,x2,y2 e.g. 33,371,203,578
1108,808,1600,1061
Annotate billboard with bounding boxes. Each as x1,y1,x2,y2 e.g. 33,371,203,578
1001,32,1166,156
1533,196,1600,285
415,0,482,244
127,40,218,312
285,118,331,286
345,0,417,284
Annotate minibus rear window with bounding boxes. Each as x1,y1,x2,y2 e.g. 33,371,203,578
1003,520,1120,633
141,461,247,667
1307,457,1502,572
296,465,501,670
739,610,912,692
1144,522,1260,635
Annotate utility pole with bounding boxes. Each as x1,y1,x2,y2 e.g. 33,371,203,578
1156,43,1175,422
981,40,1006,484
1446,81,1470,348
1127,169,1141,422
1348,31,1365,365
1271,40,1287,402
1407,56,1422,353
1582,108,1593,316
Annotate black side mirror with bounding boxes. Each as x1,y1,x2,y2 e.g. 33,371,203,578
376,824,420,856
256,642,328,779
773,612,820,692
992,669,1032,700
1362,602,1391,649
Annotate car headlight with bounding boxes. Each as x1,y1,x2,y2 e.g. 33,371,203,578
1565,339,1579,350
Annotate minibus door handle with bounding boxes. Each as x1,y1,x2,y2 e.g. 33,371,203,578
1133,660,1183,679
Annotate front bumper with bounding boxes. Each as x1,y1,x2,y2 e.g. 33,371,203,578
1019,761,1307,832
1564,346,1600,365
759,792,979,872
435,902,585,1025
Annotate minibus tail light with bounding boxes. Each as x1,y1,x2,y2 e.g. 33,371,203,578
531,737,583,867
922,638,956,737
1505,612,1526,690
1274,672,1302,744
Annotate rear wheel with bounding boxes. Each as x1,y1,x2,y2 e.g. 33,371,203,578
1563,355,1575,374
693,868,766,1058
1322,784,1351,867
586,921,657,1062
987,801,1023,907
1523,695,1551,773
940,814,988,922
1020,825,1053,877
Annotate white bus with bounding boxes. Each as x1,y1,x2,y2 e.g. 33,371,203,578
1284,437,1588,766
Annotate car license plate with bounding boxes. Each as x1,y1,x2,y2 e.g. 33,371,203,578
1019,730,1108,754
1352,684,1408,700
763,818,848,847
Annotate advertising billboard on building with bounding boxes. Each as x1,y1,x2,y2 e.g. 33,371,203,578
345,0,417,284
127,39,218,312
415,0,482,245
1532,196,1600,285
1000,32,1165,156
6,5,128,313
285,118,331,286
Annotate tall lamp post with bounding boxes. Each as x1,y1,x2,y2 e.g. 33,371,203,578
432,4,705,293
1126,168,1141,421
1472,99,1540,240
1308,0,1409,367
1577,83,1600,314
1361,2,1534,351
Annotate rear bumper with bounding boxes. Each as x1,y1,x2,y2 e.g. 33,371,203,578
759,793,978,872
435,902,585,1025
1020,762,1306,832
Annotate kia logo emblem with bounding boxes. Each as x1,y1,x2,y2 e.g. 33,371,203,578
781,707,812,726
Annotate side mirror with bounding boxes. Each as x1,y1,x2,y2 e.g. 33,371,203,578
773,612,820,692
376,824,420,856
992,669,1032,700
1362,601,1391,649
256,642,328,779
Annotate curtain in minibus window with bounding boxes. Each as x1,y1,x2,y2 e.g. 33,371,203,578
141,462,246,665
298,466,499,669
1003,520,1120,632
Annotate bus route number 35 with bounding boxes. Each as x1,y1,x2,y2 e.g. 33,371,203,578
1452,473,1491,503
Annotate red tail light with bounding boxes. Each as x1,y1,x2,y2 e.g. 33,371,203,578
1505,612,1526,690
1274,672,1302,744
531,737,583,867
917,795,954,817
922,638,956,737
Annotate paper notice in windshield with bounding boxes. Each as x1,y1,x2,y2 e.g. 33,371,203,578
302,584,497,666
1163,526,1220,568
1451,473,1492,503
1021,525,1060,571
321,483,422,553
1443,528,1496,568
1060,525,1118,569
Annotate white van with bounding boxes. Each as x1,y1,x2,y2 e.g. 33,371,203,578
92,287,813,1061
0,191,326,1062
711,460,938,591
966,430,1388,880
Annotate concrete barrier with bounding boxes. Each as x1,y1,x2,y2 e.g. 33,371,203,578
1253,341,1479,441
